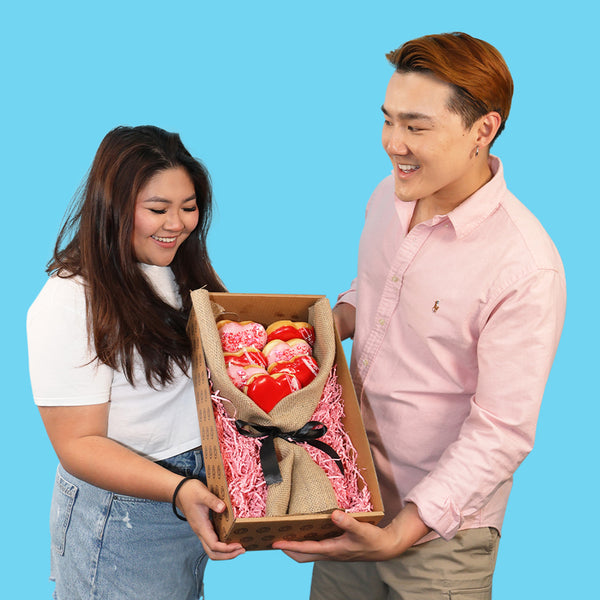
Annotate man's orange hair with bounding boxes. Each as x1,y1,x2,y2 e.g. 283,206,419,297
387,32,513,142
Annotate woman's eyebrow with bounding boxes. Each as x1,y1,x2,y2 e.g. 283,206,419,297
142,194,197,204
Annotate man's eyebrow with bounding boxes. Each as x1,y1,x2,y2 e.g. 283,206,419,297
381,105,435,122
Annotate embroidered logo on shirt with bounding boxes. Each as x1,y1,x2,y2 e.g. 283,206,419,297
432,300,440,313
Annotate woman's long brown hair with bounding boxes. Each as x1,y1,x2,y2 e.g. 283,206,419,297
48,125,226,387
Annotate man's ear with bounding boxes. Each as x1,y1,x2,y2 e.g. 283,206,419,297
475,111,502,148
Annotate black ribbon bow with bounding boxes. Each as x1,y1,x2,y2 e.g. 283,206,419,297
234,419,345,485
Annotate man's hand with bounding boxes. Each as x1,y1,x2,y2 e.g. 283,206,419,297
272,503,430,563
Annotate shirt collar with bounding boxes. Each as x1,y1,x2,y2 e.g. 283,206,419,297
445,155,507,239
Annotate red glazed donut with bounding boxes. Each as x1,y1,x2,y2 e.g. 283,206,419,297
244,372,301,413
267,355,319,388
266,320,315,346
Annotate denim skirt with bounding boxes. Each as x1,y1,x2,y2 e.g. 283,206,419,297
49,449,208,600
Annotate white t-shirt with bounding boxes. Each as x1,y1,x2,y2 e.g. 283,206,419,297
27,264,202,461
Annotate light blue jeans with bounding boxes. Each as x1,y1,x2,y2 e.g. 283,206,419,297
49,449,208,600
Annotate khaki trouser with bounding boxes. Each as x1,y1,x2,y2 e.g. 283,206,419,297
310,527,500,600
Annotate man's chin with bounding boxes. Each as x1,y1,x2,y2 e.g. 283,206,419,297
394,189,418,203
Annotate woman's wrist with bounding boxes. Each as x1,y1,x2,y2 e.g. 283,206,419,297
171,476,200,521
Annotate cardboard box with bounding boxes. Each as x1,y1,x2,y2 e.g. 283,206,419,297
187,292,384,551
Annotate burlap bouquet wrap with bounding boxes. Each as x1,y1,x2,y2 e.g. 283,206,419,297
190,289,339,516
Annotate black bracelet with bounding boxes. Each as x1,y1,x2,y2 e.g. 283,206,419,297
171,476,197,521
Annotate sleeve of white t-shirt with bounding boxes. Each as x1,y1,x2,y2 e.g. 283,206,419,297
27,275,113,406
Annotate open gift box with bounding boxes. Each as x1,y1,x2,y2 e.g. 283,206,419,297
187,291,384,551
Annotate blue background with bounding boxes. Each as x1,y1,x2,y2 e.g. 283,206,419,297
2,1,596,597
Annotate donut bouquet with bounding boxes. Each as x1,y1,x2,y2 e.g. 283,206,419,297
219,319,319,413
188,289,376,522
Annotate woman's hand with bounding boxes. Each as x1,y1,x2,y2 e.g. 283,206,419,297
272,504,430,563
175,478,245,560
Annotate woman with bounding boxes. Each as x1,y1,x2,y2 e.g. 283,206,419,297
27,125,245,600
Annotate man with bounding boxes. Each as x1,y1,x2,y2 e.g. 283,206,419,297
273,32,566,599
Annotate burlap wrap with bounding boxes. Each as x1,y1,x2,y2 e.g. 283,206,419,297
190,289,339,516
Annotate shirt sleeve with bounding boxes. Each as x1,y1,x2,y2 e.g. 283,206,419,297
27,277,113,406
405,267,566,539
335,278,358,309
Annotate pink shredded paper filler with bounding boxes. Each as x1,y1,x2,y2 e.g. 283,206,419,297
210,368,373,518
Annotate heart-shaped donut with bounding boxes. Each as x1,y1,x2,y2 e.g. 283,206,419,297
227,364,269,389
262,338,312,366
223,346,268,368
267,355,319,388
266,320,315,346
244,372,301,413
217,320,268,352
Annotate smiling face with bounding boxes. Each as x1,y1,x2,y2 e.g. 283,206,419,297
132,166,199,266
381,71,492,214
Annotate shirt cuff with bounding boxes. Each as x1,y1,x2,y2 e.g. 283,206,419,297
405,485,462,541
335,289,357,309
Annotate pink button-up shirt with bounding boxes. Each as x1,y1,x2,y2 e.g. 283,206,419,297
338,157,566,542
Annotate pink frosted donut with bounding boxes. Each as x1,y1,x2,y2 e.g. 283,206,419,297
226,364,269,389
262,338,312,366
217,320,268,353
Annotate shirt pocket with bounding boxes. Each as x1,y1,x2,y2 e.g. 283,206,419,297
50,470,78,556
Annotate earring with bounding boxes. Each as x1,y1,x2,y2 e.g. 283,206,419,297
475,146,480,157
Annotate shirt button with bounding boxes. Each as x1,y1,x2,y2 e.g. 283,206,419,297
362,359,369,367
391,275,399,282
378,318,385,326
